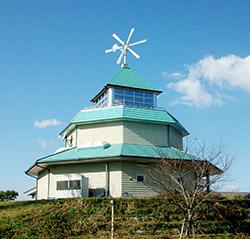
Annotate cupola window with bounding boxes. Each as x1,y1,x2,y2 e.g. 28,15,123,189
113,88,154,108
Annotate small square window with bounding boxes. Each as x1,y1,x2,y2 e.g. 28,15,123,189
136,175,144,182
57,181,68,190
69,180,81,190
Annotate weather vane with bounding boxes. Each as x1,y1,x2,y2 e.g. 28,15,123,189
105,28,147,67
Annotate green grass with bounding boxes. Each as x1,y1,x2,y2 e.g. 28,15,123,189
0,197,249,238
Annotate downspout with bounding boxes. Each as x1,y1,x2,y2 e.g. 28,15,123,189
37,165,51,199
75,125,78,147
105,163,110,196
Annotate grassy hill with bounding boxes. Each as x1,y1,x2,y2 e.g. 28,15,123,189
0,196,250,238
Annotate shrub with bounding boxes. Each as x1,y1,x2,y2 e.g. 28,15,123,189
0,190,18,201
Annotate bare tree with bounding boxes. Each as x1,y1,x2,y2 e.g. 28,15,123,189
147,141,233,237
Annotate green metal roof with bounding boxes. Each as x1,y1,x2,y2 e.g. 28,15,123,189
36,144,192,164
107,66,161,92
60,106,188,136
27,143,222,176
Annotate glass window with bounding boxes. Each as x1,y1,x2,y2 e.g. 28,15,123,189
136,175,144,182
135,97,143,103
114,89,124,95
56,181,68,190
125,90,133,96
69,180,81,190
145,92,153,99
145,98,153,103
115,95,124,100
125,96,133,101
135,91,143,97
112,88,156,108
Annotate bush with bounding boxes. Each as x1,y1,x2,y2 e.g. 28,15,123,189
0,190,18,201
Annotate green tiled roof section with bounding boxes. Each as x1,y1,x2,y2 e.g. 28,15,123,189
122,107,176,124
108,67,161,92
72,106,174,124
71,106,123,123
68,106,188,136
37,144,191,164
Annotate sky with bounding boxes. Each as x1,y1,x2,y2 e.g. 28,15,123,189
0,0,250,199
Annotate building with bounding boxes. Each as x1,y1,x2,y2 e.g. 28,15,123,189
25,65,198,200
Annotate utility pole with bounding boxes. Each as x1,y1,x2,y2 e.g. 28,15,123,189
111,199,114,239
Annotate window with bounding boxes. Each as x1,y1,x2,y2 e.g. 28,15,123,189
95,91,108,108
113,88,155,108
56,180,81,190
136,175,144,182
57,181,68,190
69,180,81,190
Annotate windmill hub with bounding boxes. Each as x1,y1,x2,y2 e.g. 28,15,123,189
105,28,147,67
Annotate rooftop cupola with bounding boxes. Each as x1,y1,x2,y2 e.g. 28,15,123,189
91,65,162,109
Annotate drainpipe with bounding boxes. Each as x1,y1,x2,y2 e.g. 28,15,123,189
75,126,78,147
105,163,110,196
37,165,51,199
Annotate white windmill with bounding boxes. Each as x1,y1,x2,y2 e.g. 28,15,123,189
105,28,147,67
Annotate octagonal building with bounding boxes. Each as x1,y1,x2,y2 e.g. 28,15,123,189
26,65,191,199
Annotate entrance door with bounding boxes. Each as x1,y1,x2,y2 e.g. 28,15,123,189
81,176,89,197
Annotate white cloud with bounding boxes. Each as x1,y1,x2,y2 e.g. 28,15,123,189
37,139,49,149
165,55,250,107
162,71,184,79
34,118,63,128
37,139,59,149
168,78,214,107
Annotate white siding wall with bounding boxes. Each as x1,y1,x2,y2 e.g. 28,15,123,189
123,122,168,146
121,161,158,197
38,162,122,199
65,121,183,149
37,170,49,200
169,127,183,149
65,129,77,148
109,162,122,197
77,122,123,148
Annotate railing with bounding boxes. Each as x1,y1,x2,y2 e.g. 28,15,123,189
82,102,166,112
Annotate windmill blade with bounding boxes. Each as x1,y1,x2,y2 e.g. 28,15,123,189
116,50,125,65
112,33,124,45
128,47,140,59
126,28,135,44
129,39,147,47
105,48,114,53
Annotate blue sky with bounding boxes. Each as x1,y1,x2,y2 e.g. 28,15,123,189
0,0,250,199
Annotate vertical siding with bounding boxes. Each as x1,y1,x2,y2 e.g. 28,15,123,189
65,129,77,148
109,162,122,197
123,122,168,146
44,162,122,198
77,122,123,147
169,127,183,149
121,161,158,197
37,170,49,200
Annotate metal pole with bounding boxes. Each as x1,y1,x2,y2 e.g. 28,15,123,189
111,199,114,239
